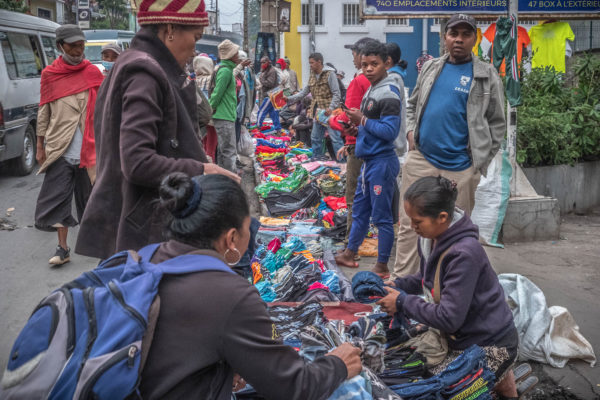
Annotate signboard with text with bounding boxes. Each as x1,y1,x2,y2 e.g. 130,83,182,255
78,8,90,29
518,0,600,13
363,0,507,15
363,0,599,15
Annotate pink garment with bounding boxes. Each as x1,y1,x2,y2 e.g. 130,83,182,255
316,259,326,272
268,238,282,253
308,282,330,291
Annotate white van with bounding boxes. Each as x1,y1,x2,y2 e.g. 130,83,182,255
84,29,134,71
0,10,60,175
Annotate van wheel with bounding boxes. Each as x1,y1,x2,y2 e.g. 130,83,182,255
10,124,37,176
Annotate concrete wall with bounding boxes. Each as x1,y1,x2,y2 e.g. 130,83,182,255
523,160,600,215
502,197,560,243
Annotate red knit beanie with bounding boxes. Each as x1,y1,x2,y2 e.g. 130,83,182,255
136,0,209,26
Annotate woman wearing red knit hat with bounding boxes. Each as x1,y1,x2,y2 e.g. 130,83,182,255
76,0,240,260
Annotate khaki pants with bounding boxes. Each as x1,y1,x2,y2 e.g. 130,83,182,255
344,146,363,242
392,150,481,278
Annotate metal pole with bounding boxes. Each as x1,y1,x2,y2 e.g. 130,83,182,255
308,0,315,53
215,0,220,34
507,0,519,196
243,0,249,52
275,0,280,57
422,18,428,53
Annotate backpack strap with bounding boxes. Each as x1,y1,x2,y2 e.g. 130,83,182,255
433,246,454,304
158,253,236,276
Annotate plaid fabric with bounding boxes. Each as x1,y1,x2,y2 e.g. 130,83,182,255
308,70,333,116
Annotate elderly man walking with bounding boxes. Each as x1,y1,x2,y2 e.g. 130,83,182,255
392,13,506,279
34,24,104,265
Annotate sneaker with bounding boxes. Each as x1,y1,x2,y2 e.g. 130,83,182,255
49,245,70,265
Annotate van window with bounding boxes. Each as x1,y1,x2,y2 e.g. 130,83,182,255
41,36,59,65
0,31,43,79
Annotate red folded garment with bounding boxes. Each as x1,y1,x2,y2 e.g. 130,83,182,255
268,238,282,253
323,196,347,210
308,282,330,291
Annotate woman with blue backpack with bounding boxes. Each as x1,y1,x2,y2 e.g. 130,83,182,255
137,172,362,399
2,172,361,400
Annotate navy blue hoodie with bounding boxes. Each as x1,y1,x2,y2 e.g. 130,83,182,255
394,210,515,350
355,75,401,160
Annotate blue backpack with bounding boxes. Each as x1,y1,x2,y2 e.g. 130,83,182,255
0,243,235,399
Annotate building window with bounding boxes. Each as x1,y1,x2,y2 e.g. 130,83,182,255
343,4,362,26
387,18,409,26
301,3,323,26
432,18,441,25
37,8,52,20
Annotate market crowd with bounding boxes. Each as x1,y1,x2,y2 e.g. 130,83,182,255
20,0,535,397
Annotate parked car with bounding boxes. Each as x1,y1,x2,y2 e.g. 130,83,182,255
84,29,134,72
0,10,60,175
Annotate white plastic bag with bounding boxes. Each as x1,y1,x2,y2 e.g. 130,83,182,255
499,273,596,368
472,148,512,247
237,125,254,157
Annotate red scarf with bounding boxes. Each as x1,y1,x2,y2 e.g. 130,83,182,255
40,56,104,168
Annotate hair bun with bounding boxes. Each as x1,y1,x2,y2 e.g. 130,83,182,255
159,172,201,217
437,176,458,201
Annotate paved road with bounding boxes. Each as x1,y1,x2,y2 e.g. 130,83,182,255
1,167,599,399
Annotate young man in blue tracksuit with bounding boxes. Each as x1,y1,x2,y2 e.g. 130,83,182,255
335,41,401,277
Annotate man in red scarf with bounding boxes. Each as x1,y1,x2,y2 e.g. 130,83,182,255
34,24,104,265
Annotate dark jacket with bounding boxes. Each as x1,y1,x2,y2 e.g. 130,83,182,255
141,240,347,400
259,65,278,99
394,211,515,350
356,75,401,161
75,28,208,259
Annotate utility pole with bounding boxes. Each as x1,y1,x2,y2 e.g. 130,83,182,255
507,0,519,196
275,0,280,57
215,0,220,34
243,0,249,52
308,0,315,53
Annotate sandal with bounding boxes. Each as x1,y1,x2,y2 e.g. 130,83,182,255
517,375,538,398
513,363,532,383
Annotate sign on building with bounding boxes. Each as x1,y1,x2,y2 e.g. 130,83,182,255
362,0,599,15
78,8,90,29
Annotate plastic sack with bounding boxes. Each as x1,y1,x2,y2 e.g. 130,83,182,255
256,167,309,198
237,125,254,157
499,273,596,368
265,183,322,217
472,148,512,247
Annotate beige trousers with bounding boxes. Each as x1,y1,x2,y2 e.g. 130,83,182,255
392,150,481,278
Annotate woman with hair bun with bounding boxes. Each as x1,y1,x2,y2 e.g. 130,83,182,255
139,172,362,399
376,175,519,399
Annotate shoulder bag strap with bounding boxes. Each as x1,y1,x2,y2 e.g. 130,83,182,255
433,246,453,304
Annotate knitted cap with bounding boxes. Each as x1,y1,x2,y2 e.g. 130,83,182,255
136,0,209,26
218,39,239,60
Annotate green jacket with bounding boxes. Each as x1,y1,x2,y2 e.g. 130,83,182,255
407,53,506,175
209,59,237,122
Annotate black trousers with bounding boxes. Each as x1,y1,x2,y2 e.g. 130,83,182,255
35,158,92,232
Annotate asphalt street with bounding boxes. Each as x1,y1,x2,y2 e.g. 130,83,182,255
1,166,598,399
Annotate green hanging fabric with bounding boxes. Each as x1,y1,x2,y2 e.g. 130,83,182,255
493,16,522,107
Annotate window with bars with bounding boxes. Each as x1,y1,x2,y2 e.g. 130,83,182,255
387,18,409,26
301,3,323,26
343,4,362,26
37,8,52,20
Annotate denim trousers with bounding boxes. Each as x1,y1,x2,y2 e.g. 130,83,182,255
311,121,343,158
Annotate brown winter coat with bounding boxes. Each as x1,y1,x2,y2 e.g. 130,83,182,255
75,28,208,259
259,64,278,99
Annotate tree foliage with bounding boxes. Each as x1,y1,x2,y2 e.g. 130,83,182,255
0,0,29,13
517,54,600,167
94,0,129,30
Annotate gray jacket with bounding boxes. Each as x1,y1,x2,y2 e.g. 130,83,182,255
407,53,506,175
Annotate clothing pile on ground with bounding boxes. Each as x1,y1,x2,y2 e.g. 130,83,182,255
233,121,498,400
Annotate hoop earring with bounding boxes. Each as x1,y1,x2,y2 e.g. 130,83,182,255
224,248,242,266
168,34,174,41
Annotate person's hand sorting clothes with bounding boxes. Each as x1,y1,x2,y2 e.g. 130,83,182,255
376,286,407,316
327,342,363,379
345,107,364,126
